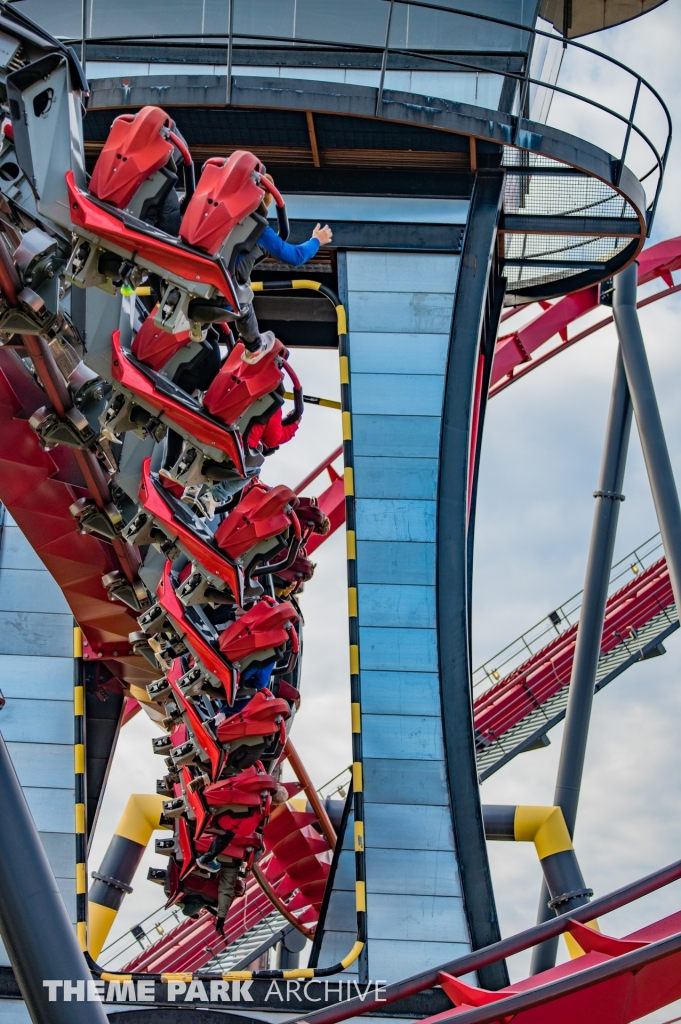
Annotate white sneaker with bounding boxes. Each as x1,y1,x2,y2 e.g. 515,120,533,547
241,331,276,364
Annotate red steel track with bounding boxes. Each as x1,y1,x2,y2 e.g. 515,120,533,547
473,555,674,759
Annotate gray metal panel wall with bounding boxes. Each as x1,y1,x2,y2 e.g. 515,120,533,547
0,513,76,969
319,252,469,982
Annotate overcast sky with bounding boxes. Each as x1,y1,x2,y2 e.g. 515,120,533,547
90,4,681,1009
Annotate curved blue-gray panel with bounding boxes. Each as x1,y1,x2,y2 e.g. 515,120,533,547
315,177,508,988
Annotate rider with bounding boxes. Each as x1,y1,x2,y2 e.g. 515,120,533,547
198,783,289,934
234,175,332,360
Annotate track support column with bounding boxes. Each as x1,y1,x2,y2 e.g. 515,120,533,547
531,337,633,974
0,729,108,1024
613,260,681,614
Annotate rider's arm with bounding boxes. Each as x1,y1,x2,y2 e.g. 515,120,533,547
258,225,320,266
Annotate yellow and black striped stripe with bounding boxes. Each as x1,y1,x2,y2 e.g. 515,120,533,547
283,390,341,410
73,625,87,952
338,300,368,969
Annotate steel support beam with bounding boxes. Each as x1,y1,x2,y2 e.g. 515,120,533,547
531,341,633,975
614,260,681,616
0,729,108,1024
438,169,508,991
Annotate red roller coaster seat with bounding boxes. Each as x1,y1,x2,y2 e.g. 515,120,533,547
89,106,175,210
180,151,266,256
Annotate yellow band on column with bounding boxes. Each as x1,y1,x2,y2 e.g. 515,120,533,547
76,862,87,894
352,761,363,792
354,820,364,851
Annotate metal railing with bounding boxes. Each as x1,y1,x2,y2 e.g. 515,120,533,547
473,531,665,695
98,903,184,968
64,0,672,230
316,765,351,802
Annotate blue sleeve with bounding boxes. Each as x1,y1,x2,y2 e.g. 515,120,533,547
259,225,321,266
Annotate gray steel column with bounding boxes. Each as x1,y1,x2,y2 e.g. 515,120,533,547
0,729,108,1024
530,343,633,975
614,260,681,616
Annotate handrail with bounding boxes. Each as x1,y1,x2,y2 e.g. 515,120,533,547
69,0,671,227
472,530,666,692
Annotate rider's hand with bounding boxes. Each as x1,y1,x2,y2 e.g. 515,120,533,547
312,223,333,245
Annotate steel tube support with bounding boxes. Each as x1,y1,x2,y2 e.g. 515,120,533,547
531,342,633,975
614,260,681,615
0,730,108,1024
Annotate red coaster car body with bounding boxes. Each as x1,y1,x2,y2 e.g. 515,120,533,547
216,689,290,746
180,151,266,255
111,329,246,474
138,458,243,601
203,764,277,809
215,481,298,561
203,339,285,428
90,106,174,209
210,805,265,841
66,172,239,309
179,766,210,837
156,562,238,703
218,598,298,666
131,308,190,370
166,661,223,779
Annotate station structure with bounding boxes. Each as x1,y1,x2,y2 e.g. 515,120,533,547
0,2,680,1023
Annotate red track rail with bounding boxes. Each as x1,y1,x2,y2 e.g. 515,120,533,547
490,235,681,396
0,348,151,687
418,910,681,1024
473,556,674,751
